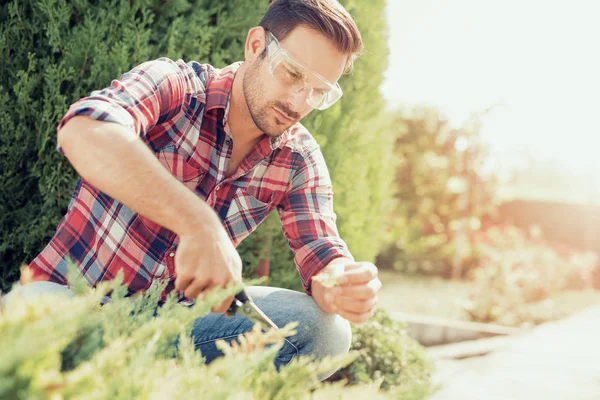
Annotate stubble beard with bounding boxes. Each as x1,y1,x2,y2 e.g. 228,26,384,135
242,61,290,138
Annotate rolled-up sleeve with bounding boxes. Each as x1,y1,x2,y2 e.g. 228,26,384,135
56,58,205,153
277,146,354,295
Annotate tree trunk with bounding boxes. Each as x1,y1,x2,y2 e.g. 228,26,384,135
257,256,271,284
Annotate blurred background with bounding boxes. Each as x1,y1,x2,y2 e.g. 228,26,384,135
0,0,598,397
375,0,600,325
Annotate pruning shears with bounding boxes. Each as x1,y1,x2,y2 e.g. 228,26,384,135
227,289,278,330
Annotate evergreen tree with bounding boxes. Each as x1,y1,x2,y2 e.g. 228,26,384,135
301,0,394,263
0,0,394,292
240,0,394,288
0,0,266,290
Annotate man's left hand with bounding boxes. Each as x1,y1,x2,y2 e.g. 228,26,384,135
312,260,382,324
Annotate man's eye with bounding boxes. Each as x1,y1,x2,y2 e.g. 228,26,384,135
286,69,303,81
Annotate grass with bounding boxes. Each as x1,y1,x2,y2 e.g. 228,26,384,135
377,269,600,326
376,270,471,320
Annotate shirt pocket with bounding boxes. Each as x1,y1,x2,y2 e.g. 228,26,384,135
225,188,274,244
157,143,205,191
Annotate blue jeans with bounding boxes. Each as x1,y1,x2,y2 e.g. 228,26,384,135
1,281,351,381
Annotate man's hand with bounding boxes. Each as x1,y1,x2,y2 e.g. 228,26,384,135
57,116,243,314
174,226,242,313
312,259,382,324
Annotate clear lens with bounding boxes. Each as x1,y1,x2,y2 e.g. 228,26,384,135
266,32,343,110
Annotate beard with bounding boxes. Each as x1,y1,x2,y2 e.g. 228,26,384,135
242,58,299,138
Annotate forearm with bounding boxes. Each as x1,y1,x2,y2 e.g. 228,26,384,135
58,116,221,236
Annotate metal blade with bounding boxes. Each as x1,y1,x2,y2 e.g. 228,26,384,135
240,300,279,330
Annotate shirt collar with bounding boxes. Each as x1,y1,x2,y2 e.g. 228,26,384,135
205,61,243,112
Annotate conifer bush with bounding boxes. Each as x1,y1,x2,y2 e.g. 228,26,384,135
1,0,395,293
0,0,267,289
0,266,433,399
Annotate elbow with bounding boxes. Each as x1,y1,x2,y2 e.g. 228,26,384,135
56,116,108,176
57,116,93,159
57,121,75,158
57,116,119,160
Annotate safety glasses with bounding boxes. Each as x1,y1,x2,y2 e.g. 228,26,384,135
265,31,343,110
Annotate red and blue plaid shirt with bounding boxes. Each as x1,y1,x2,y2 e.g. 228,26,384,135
28,58,353,297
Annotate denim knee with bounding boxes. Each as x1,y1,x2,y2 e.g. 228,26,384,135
282,298,352,365
292,307,352,381
0,281,74,311
312,313,352,361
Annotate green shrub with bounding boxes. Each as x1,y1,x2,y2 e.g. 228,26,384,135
463,225,599,326
241,0,395,286
1,0,395,296
0,0,267,291
0,265,393,399
239,213,304,293
327,308,436,397
0,263,436,398
376,108,497,278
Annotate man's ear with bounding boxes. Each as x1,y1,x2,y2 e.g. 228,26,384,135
244,26,268,63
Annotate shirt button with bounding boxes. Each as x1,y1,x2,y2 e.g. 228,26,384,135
225,139,232,146
169,252,175,258
252,156,259,162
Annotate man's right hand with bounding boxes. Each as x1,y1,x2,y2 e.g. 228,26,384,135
58,117,243,313
174,226,242,313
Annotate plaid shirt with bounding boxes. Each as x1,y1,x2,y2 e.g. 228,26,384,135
28,58,353,298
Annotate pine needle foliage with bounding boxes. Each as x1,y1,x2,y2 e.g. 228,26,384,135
0,263,399,399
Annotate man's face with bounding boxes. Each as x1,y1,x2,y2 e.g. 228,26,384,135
243,26,347,137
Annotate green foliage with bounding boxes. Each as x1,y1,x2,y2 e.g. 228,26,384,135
327,308,437,397
0,0,267,291
307,0,395,263
1,0,395,297
239,213,304,292
376,108,497,278
0,1,431,396
0,265,405,399
463,225,599,326
244,0,395,288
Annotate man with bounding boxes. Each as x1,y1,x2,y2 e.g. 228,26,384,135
5,0,381,379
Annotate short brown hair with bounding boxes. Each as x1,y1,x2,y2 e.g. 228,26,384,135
259,0,363,73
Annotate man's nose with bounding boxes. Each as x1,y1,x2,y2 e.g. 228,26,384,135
285,87,310,112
